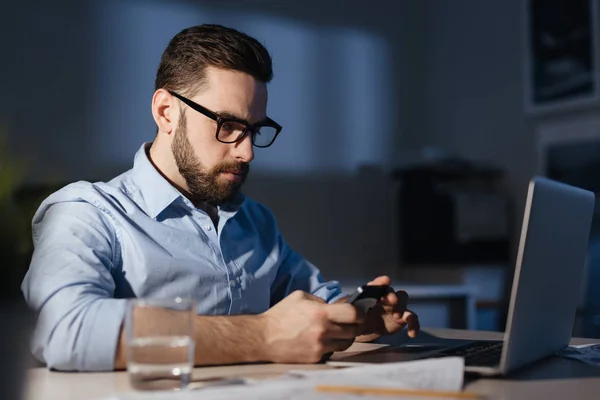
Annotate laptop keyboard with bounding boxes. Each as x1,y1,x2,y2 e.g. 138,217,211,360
435,341,504,367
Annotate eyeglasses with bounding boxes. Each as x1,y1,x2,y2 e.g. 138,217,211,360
169,91,282,148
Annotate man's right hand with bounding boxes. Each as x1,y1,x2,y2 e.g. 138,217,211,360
260,290,364,363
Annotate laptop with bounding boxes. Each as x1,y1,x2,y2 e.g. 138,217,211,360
330,176,595,376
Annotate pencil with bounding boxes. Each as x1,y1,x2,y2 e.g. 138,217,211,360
315,385,483,398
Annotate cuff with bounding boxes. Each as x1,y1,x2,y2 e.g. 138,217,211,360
82,298,127,371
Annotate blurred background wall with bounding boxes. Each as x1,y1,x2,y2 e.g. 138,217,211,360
1,0,409,279
2,0,600,336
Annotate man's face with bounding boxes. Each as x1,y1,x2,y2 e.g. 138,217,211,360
171,67,267,205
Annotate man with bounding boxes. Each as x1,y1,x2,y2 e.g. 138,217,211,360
22,24,419,372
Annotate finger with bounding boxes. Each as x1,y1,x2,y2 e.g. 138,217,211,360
407,313,420,338
325,303,365,324
399,310,420,338
288,290,327,304
325,322,362,339
382,291,409,315
391,308,412,323
379,291,399,306
367,275,391,286
323,338,355,353
379,290,410,313
394,290,409,309
301,292,327,304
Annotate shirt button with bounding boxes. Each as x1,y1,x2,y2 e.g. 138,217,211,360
204,225,212,231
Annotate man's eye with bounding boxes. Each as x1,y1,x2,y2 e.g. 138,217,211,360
221,122,235,132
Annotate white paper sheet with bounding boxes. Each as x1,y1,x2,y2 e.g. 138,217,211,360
97,357,465,400
289,356,465,391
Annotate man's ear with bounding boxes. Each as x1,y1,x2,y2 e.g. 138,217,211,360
152,89,176,134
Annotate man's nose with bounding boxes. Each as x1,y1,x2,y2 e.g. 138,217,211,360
232,133,254,163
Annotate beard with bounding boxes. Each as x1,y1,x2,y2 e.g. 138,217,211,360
172,111,249,205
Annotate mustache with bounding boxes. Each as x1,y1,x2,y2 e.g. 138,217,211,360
212,161,250,176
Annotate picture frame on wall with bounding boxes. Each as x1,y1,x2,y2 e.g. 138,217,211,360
524,0,599,114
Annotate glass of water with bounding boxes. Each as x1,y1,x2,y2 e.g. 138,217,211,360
126,297,196,391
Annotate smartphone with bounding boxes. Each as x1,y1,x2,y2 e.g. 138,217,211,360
346,284,390,313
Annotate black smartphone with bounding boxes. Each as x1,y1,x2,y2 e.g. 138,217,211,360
346,284,390,313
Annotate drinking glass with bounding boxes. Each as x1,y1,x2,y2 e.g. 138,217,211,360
126,297,196,391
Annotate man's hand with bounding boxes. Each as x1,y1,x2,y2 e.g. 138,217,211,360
356,275,420,342
261,290,364,363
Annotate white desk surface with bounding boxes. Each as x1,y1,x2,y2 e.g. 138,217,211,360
25,328,600,400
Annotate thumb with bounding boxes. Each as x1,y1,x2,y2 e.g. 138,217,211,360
367,275,391,286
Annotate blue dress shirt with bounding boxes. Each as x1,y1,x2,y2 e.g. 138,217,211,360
21,143,342,371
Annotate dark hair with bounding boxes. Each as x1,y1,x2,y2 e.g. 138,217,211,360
155,24,273,96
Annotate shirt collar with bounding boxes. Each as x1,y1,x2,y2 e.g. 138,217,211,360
131,142,181,219
132,142,246,219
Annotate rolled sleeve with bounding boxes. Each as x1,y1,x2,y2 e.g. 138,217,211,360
22,201,125,371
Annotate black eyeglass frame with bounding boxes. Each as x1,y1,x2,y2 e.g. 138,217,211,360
169,91,282,148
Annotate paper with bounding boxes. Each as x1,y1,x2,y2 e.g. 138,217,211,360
95,357,465,400
100,379,451,400
556,343,600,366
290,357,465,392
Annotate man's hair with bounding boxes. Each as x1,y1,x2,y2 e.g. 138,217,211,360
155,24,273,96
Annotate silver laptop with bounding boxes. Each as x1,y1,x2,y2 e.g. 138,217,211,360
331,176,595,376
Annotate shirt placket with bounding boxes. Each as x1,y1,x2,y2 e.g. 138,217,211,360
216,212,243,315
188,205,242,314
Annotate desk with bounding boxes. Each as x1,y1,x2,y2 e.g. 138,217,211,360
25,328,600,400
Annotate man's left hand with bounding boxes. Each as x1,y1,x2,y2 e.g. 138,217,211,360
355,275,420,342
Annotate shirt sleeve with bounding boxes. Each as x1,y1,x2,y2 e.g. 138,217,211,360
270,235,344,305
21,201,127,371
